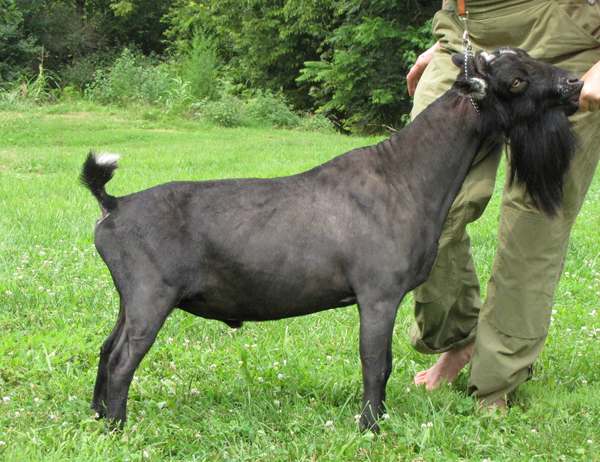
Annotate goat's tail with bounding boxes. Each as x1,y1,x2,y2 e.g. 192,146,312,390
80,151,120,213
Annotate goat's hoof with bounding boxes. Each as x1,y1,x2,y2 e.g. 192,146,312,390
359,419,380,435
90,404,106,419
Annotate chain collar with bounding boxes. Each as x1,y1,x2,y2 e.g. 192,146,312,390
460,12,481,115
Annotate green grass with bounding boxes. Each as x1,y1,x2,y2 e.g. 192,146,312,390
1,104,599,461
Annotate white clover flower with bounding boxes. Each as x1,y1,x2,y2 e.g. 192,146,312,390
278,374,283,380
258,377,263,382
2,397,9,404
325,420,334,427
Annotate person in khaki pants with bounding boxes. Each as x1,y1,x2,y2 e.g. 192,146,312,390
406,0,600,410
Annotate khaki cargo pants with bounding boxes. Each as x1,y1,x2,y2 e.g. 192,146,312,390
409,0,600,405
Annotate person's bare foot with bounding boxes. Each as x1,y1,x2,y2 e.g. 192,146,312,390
481,396,508,418
414,342,475,390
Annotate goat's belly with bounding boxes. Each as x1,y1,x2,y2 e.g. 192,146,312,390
177,287,356,323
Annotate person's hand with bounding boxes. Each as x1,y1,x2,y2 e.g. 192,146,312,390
407,42,441,97
579,60,600,112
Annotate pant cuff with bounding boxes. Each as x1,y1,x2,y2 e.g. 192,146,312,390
409,322,477,355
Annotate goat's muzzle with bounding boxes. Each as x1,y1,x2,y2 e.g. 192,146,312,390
561,75,584,116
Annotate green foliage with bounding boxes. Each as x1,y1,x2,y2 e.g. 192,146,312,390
0,0,175,85
2,0,439,133
59,50,120,91
164,0,341,111
85,48,172,106
0,0,38,82
166,0,436,133
177,29,219,101
198,92,247,127
0,63,59,106
246,91,301,129
158,77,194,115
196,89,335,131
298,3,436,134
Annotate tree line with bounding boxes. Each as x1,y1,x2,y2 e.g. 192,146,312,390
0,0,436,133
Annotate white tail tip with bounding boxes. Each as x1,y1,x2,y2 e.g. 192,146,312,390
96,152,121,167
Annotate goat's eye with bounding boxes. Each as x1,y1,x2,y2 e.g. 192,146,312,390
511,79,522,88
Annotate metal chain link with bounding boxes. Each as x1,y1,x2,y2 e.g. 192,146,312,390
459,12,481,115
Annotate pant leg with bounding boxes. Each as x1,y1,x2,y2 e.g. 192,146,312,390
469,50,600,404
409,10,504,355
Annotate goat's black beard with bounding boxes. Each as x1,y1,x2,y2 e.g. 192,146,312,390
506,108,577,216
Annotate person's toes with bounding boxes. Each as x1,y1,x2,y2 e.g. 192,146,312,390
414,370,429,386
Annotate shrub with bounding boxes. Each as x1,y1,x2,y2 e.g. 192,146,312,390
178,29,219,101
86,48,172,106
60,51,118,91
0,64,59,106
158,78,195,115
245,91,300,129
297,113,335,133
198,92,247,127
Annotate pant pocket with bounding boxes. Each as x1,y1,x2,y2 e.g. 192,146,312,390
487,206,566,339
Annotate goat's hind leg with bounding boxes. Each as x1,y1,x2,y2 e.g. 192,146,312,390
102,289,175,430
91,307,125,418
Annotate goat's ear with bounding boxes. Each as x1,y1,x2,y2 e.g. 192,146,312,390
474,51,494,75
451,52,465,69
452,77,488,100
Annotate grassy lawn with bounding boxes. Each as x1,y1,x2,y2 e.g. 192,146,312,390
1,104,599,461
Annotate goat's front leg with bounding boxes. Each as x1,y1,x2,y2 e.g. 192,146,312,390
358,300,398,433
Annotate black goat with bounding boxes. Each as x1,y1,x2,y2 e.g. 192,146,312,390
80,47,581,432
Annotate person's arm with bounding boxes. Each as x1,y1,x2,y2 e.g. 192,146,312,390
407,41,441,96
579,60,600,112
406,1,445,97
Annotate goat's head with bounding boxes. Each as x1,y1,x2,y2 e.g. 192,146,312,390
451,47,582,215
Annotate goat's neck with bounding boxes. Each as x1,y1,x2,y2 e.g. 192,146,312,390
384,91,491,228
